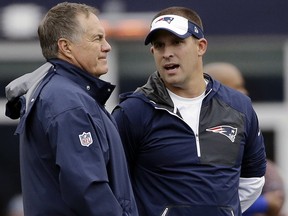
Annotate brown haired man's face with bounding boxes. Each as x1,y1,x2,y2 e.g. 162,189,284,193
150,30,207,95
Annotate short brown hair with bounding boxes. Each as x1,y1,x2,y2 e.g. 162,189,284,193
152,6,203,32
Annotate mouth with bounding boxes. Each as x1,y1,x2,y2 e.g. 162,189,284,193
98,55,107,60
98,57,108,63
163,63,180,71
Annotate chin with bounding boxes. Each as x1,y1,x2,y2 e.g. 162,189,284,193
97,70,108,77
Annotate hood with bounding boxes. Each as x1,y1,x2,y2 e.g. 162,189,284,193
5,62,53,119
135,71,174,109
134,72,218,108
6,62,53,102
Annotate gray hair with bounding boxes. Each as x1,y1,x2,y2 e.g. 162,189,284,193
38,2,99,60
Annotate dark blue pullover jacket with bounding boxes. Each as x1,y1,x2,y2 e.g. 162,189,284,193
112,72,266,216
5,59,138,216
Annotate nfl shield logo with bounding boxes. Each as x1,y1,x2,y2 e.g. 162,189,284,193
79,132,93,147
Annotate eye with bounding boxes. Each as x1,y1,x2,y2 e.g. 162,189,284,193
152,42,164,49
173,39,183,45
92,34,104,42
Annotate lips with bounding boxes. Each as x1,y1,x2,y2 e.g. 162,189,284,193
163,63,179,70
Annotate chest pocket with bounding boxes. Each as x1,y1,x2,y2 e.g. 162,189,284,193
199,99,245,166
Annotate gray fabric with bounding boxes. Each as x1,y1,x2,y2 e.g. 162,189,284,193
5,62,53,102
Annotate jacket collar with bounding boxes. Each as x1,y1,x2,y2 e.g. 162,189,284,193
133,71,219,108
135,71,174,109
49,59,115,105
5,59,115,120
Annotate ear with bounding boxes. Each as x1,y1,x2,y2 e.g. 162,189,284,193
197,38,208,56
57,38,73,58
150,46,154,54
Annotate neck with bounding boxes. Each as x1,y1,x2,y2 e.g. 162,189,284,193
167,77,207,98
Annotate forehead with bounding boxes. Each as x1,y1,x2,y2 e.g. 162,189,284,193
151,30,183,42
77,13,104,34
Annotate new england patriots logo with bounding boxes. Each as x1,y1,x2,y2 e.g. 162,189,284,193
155,17,174,24
206,125,237,142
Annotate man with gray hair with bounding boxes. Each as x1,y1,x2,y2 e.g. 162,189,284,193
5,2,138,215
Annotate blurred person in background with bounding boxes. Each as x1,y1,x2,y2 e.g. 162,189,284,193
4,2,138,216
204,61,287,216
112,6,266,216
6,194,23,216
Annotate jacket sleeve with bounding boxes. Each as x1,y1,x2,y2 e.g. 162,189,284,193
241,107,266,178
239,104,267,212
239,176,265,212
47,107,123,215
112,105,140,173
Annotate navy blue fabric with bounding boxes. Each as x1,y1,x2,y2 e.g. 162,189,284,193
112,72,266,216
13,59,138,216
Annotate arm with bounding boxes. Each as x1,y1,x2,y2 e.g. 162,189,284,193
112,106,139,172
263,190,285,216
240,107,267,212
239,176,265,212
48,107,123,215
242,194,268,215
245,160,286,216
242,190,285,216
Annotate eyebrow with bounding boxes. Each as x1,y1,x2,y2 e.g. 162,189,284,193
90,32,104,39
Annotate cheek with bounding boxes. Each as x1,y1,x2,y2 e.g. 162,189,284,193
154,57,163,72
72,47,88,60
82,49,98,63
151,54,159,66
184,49,197,62
153,52,163,62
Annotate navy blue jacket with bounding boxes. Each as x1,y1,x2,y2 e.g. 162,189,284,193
6,59,138,216
112,72,266,216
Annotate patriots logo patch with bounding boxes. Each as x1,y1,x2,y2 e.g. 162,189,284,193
155,17,174,24
206,125,237,142
79,132,93,147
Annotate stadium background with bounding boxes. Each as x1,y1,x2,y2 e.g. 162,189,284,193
0,0,288,215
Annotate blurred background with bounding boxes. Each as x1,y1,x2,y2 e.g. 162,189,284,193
0,0,287,215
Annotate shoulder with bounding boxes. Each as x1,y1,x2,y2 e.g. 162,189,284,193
206,77,253,112
113,91,154,126
37,74,93,115
215,84,253,113
117,91,152,110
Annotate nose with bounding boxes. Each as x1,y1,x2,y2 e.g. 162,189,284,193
162,46,173,59
102,39,112,52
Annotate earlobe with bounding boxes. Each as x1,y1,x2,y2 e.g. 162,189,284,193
58,38,72,57
150,46,154,54
198,39,208,56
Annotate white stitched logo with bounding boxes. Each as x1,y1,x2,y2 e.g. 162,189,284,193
206,125,237,142
78,132,93,147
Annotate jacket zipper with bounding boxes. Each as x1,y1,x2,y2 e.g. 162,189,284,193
153,106,201,157
151,88,212,158
161,207,169,216
195,134,201,157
